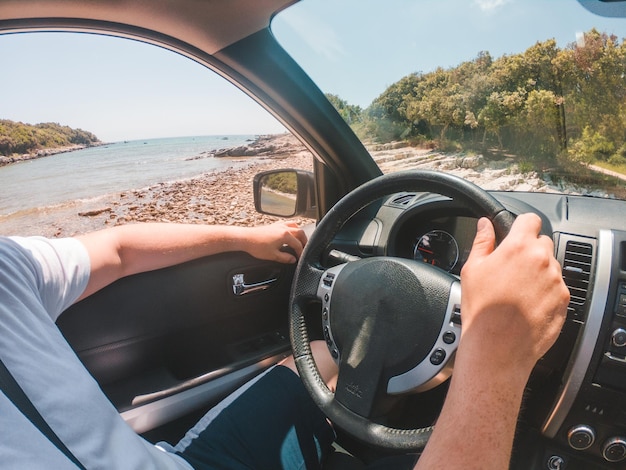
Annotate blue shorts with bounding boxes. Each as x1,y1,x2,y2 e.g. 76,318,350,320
172,365,335,470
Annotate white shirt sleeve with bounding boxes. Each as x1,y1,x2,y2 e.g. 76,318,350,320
6,236,91,321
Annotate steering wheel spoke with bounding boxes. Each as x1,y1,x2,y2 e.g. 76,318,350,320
292,262,325,300
334,339,390,419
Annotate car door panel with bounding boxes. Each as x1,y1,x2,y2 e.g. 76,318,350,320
57,251,294,419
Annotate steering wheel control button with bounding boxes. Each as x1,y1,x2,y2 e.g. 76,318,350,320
611,328,626,348
429,348,446,365
567,425,596,451
316,265,348,366
451,305,462,325
442,331,456,344
602,437,626,462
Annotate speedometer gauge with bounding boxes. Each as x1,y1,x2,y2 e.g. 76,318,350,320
413,229,459,272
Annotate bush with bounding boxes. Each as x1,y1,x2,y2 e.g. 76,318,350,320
264,172,297,194
608,153,626,167
568,127,615,164
518,160,534,174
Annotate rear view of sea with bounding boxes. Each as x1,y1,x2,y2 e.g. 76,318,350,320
0,135,256,235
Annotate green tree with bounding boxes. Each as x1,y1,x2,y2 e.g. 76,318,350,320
325,93,362,125
0,119,100,156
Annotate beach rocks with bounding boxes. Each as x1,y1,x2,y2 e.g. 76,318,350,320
214,134,296,158
0,144,95,167
101,135,314,230
374,147,582,195
78,207,112,217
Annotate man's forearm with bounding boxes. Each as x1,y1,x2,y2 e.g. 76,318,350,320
83,222,249,269
414,352,529,469
75,221,307,301
103,223,253,274
76,223,265,300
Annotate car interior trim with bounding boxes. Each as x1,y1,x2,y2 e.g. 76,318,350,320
542,229,613,438
120,353,288,434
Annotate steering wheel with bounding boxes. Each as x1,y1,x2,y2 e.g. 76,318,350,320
289,170,515,452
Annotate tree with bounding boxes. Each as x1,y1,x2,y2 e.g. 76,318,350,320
350,28,626,167
325,93,362,125
0,119,100,156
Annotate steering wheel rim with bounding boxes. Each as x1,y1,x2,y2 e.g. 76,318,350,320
289,170,515,452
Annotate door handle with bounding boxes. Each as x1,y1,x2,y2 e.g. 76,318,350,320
232,273,277,296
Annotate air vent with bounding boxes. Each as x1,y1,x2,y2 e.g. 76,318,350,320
389,193,416,207
562,240,593,321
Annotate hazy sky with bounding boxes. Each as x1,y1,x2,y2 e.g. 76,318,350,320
1,0,624,142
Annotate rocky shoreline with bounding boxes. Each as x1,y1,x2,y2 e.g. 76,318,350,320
1,133,621,238
0,134,315,238
0,143,101,167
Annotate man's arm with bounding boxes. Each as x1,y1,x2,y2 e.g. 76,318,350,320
415,213,570,470
76,221,307,301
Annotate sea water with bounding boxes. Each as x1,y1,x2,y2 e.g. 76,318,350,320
0,135,255,215
0,134,259,235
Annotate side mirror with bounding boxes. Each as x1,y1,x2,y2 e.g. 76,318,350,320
253,169,317,218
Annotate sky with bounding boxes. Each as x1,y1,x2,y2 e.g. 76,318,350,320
1,0,625,142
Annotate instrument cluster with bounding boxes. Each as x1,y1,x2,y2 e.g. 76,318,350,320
393,213,478,276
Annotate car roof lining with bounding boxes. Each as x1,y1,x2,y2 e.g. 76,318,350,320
0,0,296,54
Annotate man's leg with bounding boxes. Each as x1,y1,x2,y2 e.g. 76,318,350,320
278,340,339,392
172,341,338,470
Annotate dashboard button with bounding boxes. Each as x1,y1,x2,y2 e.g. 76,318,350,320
546,455,565,470
611,328,626,348
567,425,595,451
618,292,626,316
602,437,626,463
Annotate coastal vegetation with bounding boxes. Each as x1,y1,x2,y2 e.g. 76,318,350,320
328,29,626,186
0,119,100,157
263,171,297,194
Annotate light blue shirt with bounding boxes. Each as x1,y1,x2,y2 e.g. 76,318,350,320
0,236,191,469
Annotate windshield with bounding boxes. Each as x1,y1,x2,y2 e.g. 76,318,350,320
273,0,626,199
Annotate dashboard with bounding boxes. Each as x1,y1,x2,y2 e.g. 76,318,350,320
330,189,626,469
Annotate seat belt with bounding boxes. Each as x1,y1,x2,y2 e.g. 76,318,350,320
0,358,87,469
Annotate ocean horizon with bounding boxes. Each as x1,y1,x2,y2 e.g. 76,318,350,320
0,134,258,220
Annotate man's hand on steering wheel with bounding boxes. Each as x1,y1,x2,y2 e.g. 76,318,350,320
460,213,570,375
415,213,570,470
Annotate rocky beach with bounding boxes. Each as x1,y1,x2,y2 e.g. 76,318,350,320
1,133,619,238
76,134,316,233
